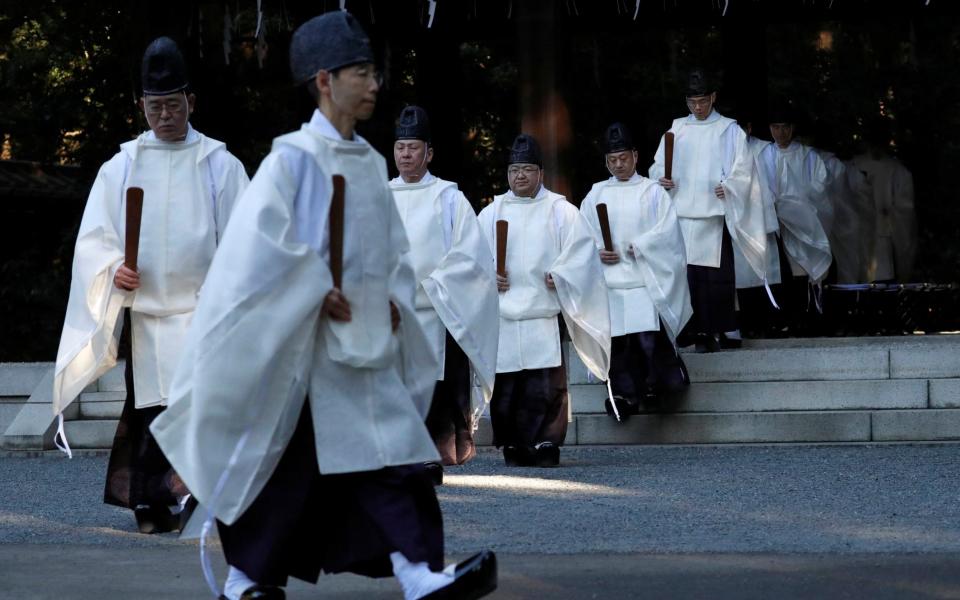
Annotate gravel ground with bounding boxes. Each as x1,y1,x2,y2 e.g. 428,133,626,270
1,444,958,555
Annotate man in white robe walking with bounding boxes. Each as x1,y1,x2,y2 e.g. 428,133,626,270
389,105,499,472
731,116,782,338
150,13,496,600
52,36,248,534
847,124,917,283
649,69,768,352
757,104,832,333
580,123,692,418
478,134,610,467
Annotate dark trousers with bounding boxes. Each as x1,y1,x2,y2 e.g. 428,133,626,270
104,310,184,509
490,361,568,449
425,334,475,465
609,327,689,402
683,225,737,338
217,403,444,586
774,235,822,335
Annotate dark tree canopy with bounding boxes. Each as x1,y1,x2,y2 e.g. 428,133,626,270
1,0,958,360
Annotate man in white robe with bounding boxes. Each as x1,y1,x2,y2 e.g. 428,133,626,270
51,37,248,534
848,129,917,283
758,105,832,333
649,70,768,352
389,105,498,470
816,147,862,284
580,123,691,418
731,117,782,338
150,13,496,600
478,134,610,467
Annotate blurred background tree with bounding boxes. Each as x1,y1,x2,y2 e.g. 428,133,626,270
1,0,957,360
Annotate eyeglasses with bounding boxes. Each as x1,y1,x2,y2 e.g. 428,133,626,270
507,165,539,176
144,99,186,118
686,97,713,109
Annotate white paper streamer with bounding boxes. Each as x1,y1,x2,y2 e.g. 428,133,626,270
54,413,73,459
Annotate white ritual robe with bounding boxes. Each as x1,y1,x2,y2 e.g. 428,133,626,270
734,136,783,289
579,174,692,342
649,110,768,286
389,172,499,410
53,126,248,414
151,111,441,526
478,187,610,380
847,153,917,282
819,150,861,283
758,141,832,282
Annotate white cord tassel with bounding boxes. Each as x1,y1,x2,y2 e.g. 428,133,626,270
199,428,254,597
763,277,781,310
54,413,73,459
634,0,641,19
605,379,621,422
427,0,437,27
722,0,729,16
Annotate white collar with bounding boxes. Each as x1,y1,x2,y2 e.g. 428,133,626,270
776,141,802,154
608,173,642,183
309,109,348,141
505,184,547,202
686,109,722,125
391,171,435,186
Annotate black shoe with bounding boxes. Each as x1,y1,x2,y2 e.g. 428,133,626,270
424,461,444,486
534,442,560,467
177,495,198,532
604,395,635,421
134,505,178,534
694,334,721,353
421,550,498,600
503,446,534,467
219,585,286,600
719,334,742,349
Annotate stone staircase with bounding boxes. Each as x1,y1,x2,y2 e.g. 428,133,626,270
3,335,960,450
477,334,960,446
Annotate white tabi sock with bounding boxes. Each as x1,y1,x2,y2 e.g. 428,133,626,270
390,551,455,600
725,329,742,340
171,493,192,515
223,565,257,600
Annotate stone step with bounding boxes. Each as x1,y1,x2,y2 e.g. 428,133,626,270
63,420,117,449
569,379,938,414
564,336,960,384
55,407,960,450
75,391,126,420
570,409,960,445
0,363,51,397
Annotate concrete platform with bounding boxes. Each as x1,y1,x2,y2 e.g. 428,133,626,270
574,411,873,444
571,379,929,414
63,420,118,449
4,335,960,449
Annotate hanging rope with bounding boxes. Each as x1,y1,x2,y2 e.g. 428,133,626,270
427,0,437,27
634,0,641,20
